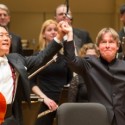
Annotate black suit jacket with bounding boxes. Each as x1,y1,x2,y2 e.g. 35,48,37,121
6,40,62,125
9,32,23,55
73,28,92,49
64,41,125,125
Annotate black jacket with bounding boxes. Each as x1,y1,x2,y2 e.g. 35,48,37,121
6,40,62,125
64,40,125,125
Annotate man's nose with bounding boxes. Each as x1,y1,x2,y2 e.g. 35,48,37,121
106,42,110,48
62,13,66,17
0,14,6,18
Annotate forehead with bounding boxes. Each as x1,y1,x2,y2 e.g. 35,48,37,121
56,6,67,13
47,23,56,27
101,32,114,39
0,8,8,14
45,23,57,30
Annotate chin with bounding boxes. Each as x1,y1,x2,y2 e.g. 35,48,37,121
5,50,10,55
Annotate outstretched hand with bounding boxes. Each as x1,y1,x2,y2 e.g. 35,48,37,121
59,21,72,34
56,21,73,41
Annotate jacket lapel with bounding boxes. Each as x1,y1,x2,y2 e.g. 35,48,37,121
7,54,30,103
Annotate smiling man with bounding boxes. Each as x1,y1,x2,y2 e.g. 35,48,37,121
64,27,125,125
0,21,72,125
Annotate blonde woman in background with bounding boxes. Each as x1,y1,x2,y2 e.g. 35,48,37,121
30,19,72,125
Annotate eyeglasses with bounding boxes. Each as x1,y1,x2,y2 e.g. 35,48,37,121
0,33,12,39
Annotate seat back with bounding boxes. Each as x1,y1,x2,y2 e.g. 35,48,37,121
56,103,110,125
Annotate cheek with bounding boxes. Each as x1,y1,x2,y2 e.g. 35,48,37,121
98,45,104,52
45,35,53,42
111,44,119,51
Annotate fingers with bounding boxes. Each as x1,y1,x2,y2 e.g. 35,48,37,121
44,98,58,111
58,21,69,34
48,101,58,111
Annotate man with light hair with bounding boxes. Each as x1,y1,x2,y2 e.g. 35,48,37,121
0,4,23,54
64,27,125,125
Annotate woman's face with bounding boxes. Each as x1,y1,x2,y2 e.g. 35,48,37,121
43,23,58,42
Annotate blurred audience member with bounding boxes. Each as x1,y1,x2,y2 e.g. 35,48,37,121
54,4,93,52
0,4,23,54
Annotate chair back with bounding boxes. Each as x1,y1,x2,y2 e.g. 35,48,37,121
56,103,110,125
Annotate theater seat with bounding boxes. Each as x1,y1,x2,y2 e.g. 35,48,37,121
56,103,110,125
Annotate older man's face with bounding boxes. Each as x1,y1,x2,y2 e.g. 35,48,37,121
0,9,10,27
0,26,11,56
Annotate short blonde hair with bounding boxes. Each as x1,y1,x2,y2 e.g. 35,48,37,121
96,28,121,46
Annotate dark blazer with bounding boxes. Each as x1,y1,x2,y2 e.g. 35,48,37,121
73,28,92,49
64,41,125,125
9,32,23,55
6,40,62,125
118,28,125,52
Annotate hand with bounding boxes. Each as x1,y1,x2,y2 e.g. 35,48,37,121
56,21,73,41
43,97,58,112
60,21,72,34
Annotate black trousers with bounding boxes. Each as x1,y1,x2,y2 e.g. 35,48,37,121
2,116,18,125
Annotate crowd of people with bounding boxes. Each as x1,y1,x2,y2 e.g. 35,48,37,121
0,2,125,125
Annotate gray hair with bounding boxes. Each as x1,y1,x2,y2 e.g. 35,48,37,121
0,4,10,15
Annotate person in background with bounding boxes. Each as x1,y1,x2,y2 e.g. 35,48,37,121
116,4,125,59
54,4,93,52
0,4,23,54
30,19,72,125
0,20,71,125
64,26,125,125
68,43,99,102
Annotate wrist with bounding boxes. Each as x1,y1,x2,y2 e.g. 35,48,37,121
54,37,63,45
67,32,73,41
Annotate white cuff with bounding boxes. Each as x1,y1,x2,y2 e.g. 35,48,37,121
54,37,63,46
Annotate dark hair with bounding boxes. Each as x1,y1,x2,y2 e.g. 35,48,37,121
120,4,125,14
